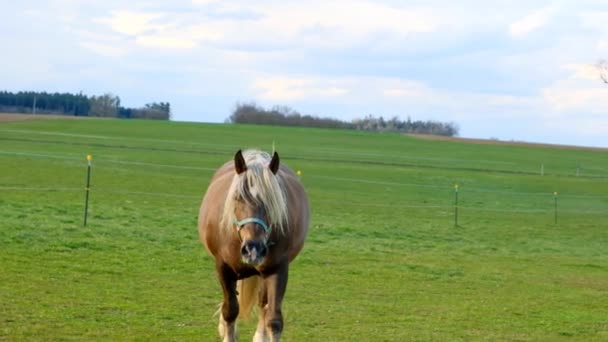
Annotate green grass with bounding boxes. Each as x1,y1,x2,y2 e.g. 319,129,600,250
1,117,607,341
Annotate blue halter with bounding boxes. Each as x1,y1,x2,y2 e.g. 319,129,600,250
233,217,270,234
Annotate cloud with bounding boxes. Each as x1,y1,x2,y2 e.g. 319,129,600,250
543,81,608,113
135,24,223,49
191,0,219,5
260,1,441,51
255,1,440,39
570,119,608,135
579,11,608,54
252,76,438,104
509,6,558,37
560,63,603,81
539,112,608,137
73,28,129,57
579,10,608,33
382,80,432,98
135,35,197,49
373,77,539,119
540,66,608,138
80,41,126,57
252,76,351,101
92,1,441,52
250,74,541,122
542,61,608,115
93,10,226,50
95,10,163,36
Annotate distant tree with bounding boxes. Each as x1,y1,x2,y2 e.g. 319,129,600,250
229,102,352,129
90,93,120,117
128,102,170,120
118,106,132,118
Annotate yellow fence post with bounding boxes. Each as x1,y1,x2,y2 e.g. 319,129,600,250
84,155,92,226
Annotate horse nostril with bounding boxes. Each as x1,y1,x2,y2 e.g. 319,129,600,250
241,241,267,259
241,241,256,255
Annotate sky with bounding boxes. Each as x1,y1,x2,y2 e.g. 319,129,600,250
2,0,608,148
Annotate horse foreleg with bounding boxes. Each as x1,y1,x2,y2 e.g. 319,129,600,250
254,281,269,342
263,262,289,342
217,263,239,342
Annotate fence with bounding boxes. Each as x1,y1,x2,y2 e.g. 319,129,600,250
1,149,606,229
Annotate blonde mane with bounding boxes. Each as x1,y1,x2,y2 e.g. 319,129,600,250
221,150,288,233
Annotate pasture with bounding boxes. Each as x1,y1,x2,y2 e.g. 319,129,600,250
1,116,607,341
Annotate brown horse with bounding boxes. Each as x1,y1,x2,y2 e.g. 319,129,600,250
198,149,310,341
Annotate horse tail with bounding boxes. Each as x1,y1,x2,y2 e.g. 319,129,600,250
237,276,260,320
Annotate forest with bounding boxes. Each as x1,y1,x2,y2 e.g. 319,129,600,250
0,91,170,120
228,102,459,136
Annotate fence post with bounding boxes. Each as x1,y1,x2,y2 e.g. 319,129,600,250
83,155,92,226
553,191,558,225
541,163,544,176
454,184,459,227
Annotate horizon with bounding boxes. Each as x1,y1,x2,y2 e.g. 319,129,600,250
2,1,608,148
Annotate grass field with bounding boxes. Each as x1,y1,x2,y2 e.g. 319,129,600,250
1,116,607,341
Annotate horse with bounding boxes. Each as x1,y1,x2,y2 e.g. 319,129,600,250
198,149,310,341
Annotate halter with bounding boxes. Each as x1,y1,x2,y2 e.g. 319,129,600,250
233,217,270,235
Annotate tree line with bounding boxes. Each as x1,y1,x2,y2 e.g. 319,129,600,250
228,102,459,136
0,91,170,120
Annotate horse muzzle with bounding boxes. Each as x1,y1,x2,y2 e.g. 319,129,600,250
240,240,267,265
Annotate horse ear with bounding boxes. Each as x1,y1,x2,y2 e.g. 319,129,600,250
234,150,247,174
269,151,280,174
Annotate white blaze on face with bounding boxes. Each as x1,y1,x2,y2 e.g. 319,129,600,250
249,246,258,261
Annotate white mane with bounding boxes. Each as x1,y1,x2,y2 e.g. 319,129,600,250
221,150,288,233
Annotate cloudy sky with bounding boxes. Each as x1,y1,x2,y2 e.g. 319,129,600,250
2,0,608,147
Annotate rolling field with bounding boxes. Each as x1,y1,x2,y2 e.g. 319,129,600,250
1,116,607,341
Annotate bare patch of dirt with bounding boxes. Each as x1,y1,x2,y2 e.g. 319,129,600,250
407,133,608,152
0,113,87,123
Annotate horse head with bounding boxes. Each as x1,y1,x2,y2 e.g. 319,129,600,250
231,149,282,266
